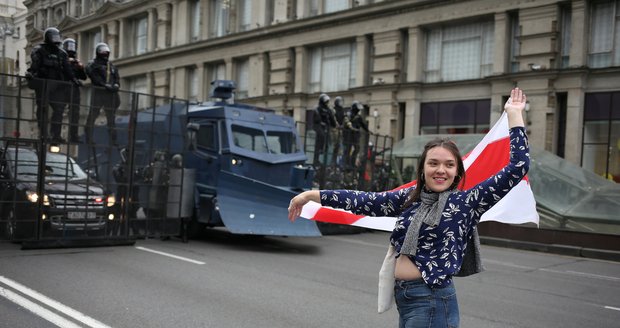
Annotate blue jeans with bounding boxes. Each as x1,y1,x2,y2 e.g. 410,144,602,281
394,279,459,328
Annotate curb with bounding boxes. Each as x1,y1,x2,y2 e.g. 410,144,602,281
480,236,620,262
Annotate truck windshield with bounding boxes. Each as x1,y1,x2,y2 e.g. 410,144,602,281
232,125,298,154
5,147,89,181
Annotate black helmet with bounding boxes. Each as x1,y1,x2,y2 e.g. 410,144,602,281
95,42,111,60
319,93,330,105
351,101,363,114
44,27,62,45
334,96,343,107
63,38,77,56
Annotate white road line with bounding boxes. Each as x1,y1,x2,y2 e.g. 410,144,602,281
135,246,206,265
0,286,82,328
0,276,111,328
322,235,386,248
605,306,620,311
481,259,533,270
0,276,112,328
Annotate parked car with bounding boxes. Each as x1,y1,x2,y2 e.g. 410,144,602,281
0,143,116,240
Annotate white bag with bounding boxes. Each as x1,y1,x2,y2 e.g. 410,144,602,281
378,244,397,313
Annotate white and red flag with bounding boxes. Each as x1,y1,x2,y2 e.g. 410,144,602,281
299,112,539,231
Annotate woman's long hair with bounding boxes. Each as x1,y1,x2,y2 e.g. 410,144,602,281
402,138,466,209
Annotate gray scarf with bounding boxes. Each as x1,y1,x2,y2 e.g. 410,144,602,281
400,190,452,256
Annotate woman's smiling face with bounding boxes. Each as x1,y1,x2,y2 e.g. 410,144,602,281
423,146,458,192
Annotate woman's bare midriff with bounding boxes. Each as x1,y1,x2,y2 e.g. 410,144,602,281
394,255,423,280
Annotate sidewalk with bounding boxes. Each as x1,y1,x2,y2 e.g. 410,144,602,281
478,222,620,262
480,236,620,262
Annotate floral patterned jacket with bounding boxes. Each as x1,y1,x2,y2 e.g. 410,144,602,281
320,127,530,288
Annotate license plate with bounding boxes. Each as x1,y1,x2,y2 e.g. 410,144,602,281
67,212,97,219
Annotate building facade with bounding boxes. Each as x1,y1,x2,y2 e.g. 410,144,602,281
22,0,620,182
0,0,28,83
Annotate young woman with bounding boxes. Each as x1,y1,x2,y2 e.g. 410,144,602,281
288,88,529,327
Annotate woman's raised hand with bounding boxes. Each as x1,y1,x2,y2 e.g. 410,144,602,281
504,87,527,128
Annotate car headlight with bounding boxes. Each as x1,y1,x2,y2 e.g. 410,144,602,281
106,195,116,207
26,191,50,206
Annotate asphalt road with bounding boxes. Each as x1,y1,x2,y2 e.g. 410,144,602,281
0,229,619,328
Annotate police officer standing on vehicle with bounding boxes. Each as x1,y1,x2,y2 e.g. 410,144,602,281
331,96,346,165
312,93,336,166
26,27,79,143
343,101,370,169
62,38,87,143
85,42,120,147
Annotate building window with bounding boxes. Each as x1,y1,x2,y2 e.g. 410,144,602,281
309,0,319,16
309,42,357,93
324,0,349,13
235,58,249,99
582,92,620,182
238,0,252,31
509,12,520,72
187,66,199,102
211,0,230,37
424,21,494,82
560,5,572,68
127,75,148,110
207,62,226,85
128,16,148,56
190,0,202,40
54,7,64,25
420,99,491,134
588,0,620,68
84,29,102,59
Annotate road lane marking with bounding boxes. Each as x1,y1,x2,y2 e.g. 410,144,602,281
0,276,112,328
0,286,82,328
322,235,385,248
136,246,206,265
605,306,620,311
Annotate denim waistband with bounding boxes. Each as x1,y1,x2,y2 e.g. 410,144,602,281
395,278,454,290
395,278,425,288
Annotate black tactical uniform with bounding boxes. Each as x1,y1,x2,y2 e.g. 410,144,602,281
27,27,78,142
112,148,141,235
331,96,346,165
343,101,370,168
85,43,120,146
312,93,337,165
62,38,87,142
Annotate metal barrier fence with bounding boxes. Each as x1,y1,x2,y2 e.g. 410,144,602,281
296,121,396,192
0,74,189,247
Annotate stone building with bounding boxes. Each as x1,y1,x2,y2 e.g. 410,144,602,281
22,0,620,182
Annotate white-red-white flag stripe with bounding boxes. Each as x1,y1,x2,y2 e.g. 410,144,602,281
300,112,539,230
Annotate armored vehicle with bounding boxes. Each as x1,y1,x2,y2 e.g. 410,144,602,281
85,80,320,238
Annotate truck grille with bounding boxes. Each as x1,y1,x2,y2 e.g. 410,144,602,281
48,193,106,210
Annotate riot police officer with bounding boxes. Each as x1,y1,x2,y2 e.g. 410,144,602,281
331,96,346,165
62,38,87,142
312,93,336,165
343,101,370,169
27,27,79,142
112,148,141,235
85,42,120,146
